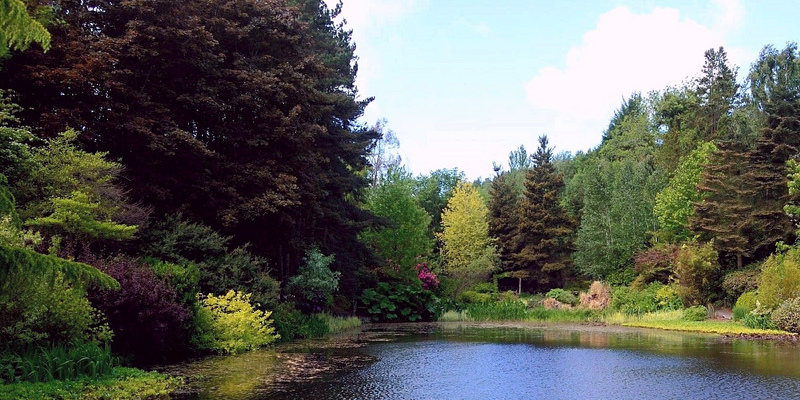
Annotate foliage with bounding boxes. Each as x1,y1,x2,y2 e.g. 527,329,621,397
85,255,191,364
366,119,402,186
653,142,716,243
544,288,578,306
757,247,800,309
735,291,759,313
516,135,575,289
362,168,433,277
194,290,278,355
0,342,118,384
361,281,438,322
621,318,787,336
0,0,50,57
683,305,708,321
611,282,682,315
574,156,662,281
322,314,361,335
466,300,527,321
632,245,677,287
296,314,329,339
459,291,493,304
673,242,720,305
720,268,760,304
27,191,137,242
770,297,800,333
141,215,279,309
149,259,201,307
743,301,778,330
0,367,180,400
413,168,464,238
526,307,600,323
487,170,520,273
438,181,497,297
579,281,612,310
287,247,340,313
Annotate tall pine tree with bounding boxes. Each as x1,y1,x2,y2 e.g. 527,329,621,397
516,135,575,290
488,169,519,272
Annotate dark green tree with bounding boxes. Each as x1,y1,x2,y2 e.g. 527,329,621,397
516,135,575,289
695,46,739,141
487,169,519,272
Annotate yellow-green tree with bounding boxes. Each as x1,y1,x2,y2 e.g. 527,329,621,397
437,182,497,297
0,0,50,58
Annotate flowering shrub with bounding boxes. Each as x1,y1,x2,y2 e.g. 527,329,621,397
193,290,278,354
416,262,439,290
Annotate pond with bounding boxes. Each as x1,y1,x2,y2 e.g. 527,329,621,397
166,322,800,400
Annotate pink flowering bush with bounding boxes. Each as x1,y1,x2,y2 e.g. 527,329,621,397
416,263,439,290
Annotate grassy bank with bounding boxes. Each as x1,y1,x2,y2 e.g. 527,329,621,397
0,367,181,400
440,302,794,337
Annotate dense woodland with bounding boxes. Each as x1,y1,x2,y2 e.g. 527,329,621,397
3,0,800,382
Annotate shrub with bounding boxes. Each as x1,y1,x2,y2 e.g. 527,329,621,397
758,247,800,310
743,301,777,330
771,297,800,333
194,290,278,354
361,281,438,322
720,268,759,304
86,255,191,364
673,242,720,305
732,289,756,322
610,283,659,315
579,281,611,310
633,245,677,286
271,302,306,343
287,247,340,313
655,284,684,310
416,262,440,290
545,288,578,306
683,305,708,321
323,314,361,334
469,281,497,294
459,290,493,304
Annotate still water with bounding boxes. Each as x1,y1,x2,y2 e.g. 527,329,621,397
168,322,800,400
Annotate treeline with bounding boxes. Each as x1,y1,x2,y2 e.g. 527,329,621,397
481,44,800,318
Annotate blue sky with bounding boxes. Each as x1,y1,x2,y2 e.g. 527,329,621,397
327,0,800,180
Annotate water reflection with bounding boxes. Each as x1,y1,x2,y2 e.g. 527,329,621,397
168,322,800,400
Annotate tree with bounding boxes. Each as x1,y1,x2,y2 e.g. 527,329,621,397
516,135,575,289
0,0,376,300
488,170,519,272
413,168,464,239
695,47,739,141
437,182,497,297
0,0,50,58
366,119,401,186
654,141,717,243
361,167,432,277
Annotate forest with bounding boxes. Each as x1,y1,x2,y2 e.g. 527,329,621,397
3,0,800,397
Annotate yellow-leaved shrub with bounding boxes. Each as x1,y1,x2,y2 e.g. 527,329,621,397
193,290,278,354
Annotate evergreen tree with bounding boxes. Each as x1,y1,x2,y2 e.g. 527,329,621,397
695,47,739,141
487,170,519,272
516,135,575,289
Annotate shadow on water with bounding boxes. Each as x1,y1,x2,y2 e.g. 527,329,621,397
164,322,800,400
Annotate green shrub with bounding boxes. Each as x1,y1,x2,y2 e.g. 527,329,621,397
271,302,305,343
287,247,340,313
459,290,493,304
743,302,777,330
545,288,578,306
150,259,200,307
654,284,684,310
193,290,278,354
611,282,668,315
735,291,758,312
323,314,361,334
673,242,720,305
771,297,800,333
758,247,800,310
361,281,438,322
683,305,708,321
721,268,759,304
0,367,180,399
466,300,527,321
297,314,329,339
469,282,498,294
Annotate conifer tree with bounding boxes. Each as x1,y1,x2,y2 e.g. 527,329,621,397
516,135,575,289
488,169,519,272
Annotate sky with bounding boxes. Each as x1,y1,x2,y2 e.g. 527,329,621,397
324,0,800,181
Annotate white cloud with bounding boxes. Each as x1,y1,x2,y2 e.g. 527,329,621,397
523,2,744,153
324,0,420,108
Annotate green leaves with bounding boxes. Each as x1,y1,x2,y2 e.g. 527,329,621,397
0,0,51,57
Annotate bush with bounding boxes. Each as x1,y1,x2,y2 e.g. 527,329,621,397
683,305,708,321
655,284,684,311
720,268,759,304
673,242,720,305
758,247,800,310
287,247,340,313
771,297,800,333
469,281,497,294
633,245,677,286
743,302,777,330
545,288,578,306
86,255,191,364
734,291,758,319
361,281,438,322
579,281,611,310
611,282,661,315
193,290,278,355
459,290,493,304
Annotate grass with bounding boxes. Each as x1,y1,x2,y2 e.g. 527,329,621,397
0,367,181,400
1,343,118,384
323,314,362,334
